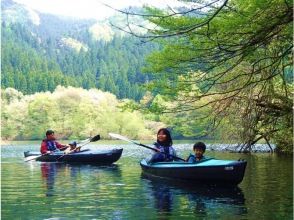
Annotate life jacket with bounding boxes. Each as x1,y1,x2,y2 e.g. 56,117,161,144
43,139,58,151
154,142,176,161
187,154,206,163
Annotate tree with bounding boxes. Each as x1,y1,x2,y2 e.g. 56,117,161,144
2,21,157,100
115,0,293,152
1,87,160,140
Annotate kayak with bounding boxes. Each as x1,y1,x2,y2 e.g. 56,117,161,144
140,158,247,185
24,148,123,165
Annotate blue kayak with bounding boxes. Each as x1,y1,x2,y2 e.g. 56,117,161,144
24,148,123,165
140,158,247,185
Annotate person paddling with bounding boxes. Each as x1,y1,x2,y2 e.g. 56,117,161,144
149,128,177,163
40,130,69,154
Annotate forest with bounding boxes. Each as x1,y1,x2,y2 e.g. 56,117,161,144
1,20,158,101
1,0,293,153
1,86,164,140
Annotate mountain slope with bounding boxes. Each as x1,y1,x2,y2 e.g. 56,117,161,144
1,0,158,100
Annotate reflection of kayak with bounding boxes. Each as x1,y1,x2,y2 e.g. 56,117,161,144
141,174,246,206
140,158,247,185
24,148,123,165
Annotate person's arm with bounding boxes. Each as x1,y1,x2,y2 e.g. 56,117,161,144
40,141,48,154
56,142,68,151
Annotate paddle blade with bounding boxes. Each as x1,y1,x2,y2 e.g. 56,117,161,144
90,134,100,142
24,156,38,162
24,153,47,162
108,133,137,144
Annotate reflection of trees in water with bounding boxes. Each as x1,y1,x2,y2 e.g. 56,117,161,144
142,174,247,219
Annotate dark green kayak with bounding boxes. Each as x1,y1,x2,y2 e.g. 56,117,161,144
140,158,247,185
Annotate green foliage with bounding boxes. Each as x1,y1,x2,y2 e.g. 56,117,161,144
135,89,219,140
1,87,162,141
1,21,159,101
1,89,26,140
138,0,293,152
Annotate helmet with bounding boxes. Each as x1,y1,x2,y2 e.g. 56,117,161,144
69,141,77,147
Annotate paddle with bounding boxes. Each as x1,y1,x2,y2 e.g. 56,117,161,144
109,133,185,161
24,145,68,162
56,134,100,160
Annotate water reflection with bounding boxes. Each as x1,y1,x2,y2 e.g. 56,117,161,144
186,184,247,218
152,180,173,213
142,174,247,219
40,162,122,197
40,163,61,197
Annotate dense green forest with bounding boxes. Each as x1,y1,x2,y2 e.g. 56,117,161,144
1,11,158,101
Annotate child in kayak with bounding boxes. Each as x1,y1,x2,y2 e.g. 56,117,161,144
64,141,81,154
149,128,177,163
186,142,207,162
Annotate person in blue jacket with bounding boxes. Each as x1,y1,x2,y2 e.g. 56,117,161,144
149,128,177,163
186,142,207,163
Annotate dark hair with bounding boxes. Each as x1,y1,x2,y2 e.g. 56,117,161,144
46,130,54,136
157,128,173,147
193,142,206,152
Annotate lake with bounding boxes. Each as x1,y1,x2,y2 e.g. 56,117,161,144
1,142,293,219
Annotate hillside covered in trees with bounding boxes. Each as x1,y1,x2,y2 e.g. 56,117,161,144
1,0,158,101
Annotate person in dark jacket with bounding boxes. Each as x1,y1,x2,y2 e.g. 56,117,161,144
186,142,207,163
149,128,177,163
40,130,69,154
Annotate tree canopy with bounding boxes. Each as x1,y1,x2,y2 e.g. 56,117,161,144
1,87,164,141
117,0,293,152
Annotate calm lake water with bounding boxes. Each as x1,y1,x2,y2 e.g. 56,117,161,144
1,142,293,219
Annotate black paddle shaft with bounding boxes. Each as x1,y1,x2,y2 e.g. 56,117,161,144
108,133,185,161
139,143,185,161
57,134,100,160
